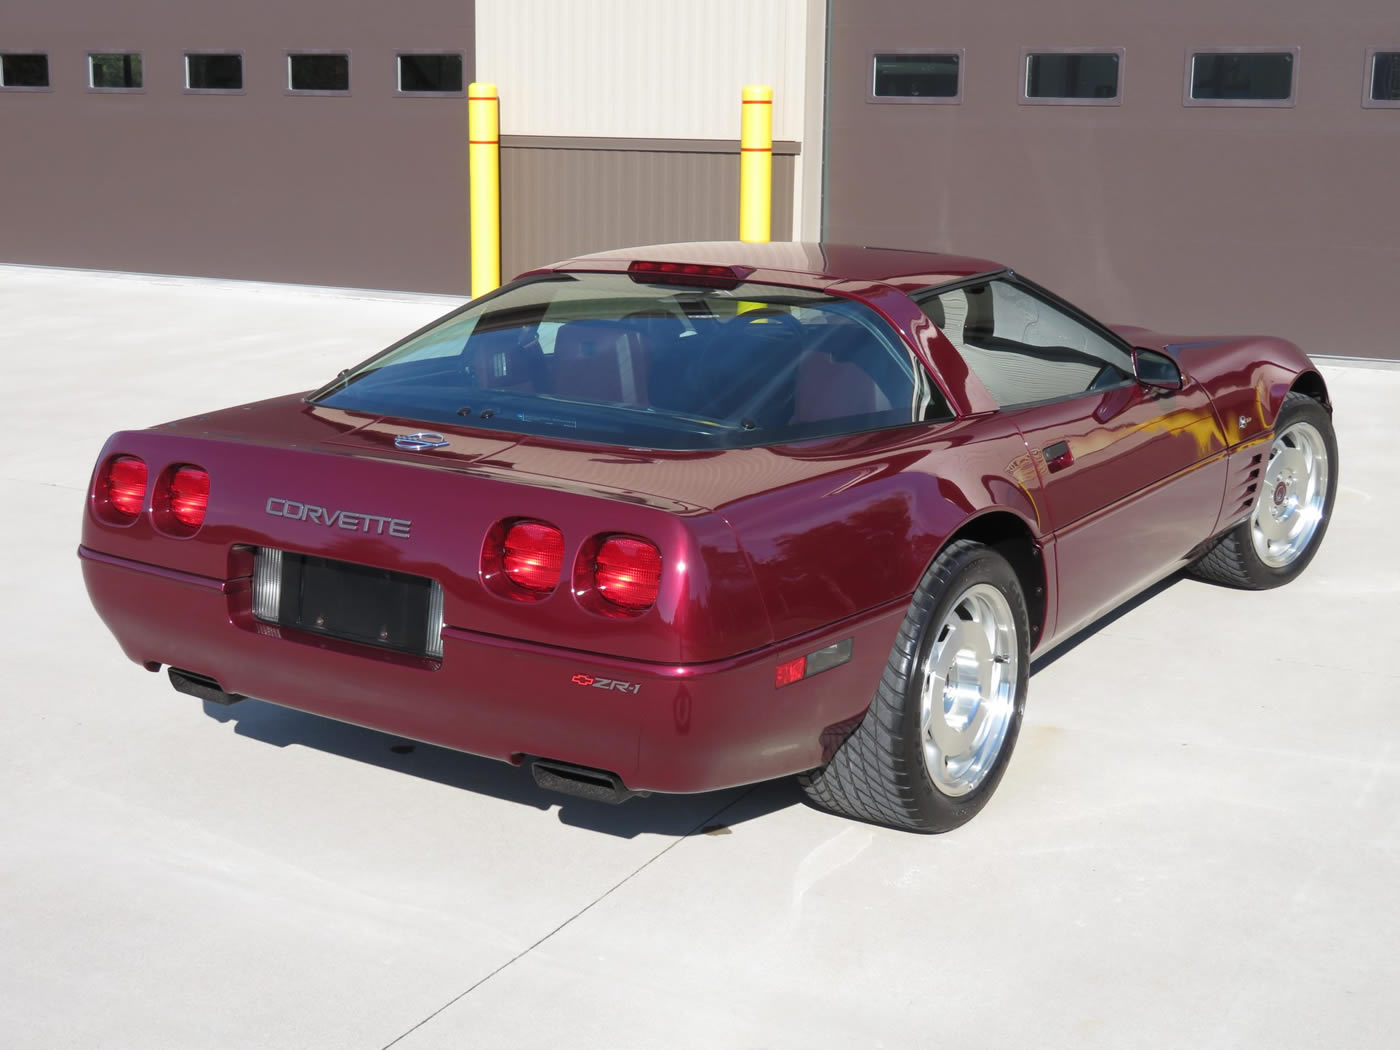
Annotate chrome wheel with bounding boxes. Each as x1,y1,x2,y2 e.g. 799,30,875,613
1251,420,1330,569
918,583,1019,797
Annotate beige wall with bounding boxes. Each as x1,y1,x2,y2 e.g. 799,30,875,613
825,0,1400,358
475,0,809,139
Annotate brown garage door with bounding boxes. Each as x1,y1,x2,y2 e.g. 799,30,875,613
0,0,476,294
825,0,1400,359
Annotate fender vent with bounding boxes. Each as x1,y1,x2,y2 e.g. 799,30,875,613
1229,450,1266,517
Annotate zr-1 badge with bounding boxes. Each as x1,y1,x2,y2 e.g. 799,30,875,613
571,674,642,695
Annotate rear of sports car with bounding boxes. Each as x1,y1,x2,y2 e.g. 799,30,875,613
78,265,930,798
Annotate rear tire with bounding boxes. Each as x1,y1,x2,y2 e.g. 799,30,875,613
1189,392,1338,590
800,540,1030,833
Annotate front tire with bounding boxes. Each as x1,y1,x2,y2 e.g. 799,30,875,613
800,540,1030,833
1189,392,1338,590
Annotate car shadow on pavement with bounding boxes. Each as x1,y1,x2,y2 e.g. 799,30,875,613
1029,572,1182,676
201,698,799,839
199,574,1183,838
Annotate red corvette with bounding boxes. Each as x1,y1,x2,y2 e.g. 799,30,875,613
79,243,1337,832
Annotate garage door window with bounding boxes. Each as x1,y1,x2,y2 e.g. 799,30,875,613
288,52,349,94
397,53,464,96
1,53,50,90
89,53,143,91
185,53,243,93
88,53,142,90
1186,49,1296,107
1365,50,1400,108
1023,50,1122,105
870,52,962,103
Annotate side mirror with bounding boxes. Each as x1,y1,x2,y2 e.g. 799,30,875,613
1132,347,1183,392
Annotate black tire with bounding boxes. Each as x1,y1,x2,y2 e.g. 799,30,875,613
1189,392,1338,590
800,540,1031,833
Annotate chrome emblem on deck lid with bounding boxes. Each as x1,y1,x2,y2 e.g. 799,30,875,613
394,432,449,450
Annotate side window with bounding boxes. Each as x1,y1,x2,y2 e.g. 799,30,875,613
918,280,1132,408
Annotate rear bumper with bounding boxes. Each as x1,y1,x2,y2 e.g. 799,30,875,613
79,546,906,793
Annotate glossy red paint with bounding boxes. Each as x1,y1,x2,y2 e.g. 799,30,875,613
79,242,1327,795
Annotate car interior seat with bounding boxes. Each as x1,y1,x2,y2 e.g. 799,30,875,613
463,328,548,394
790,322,897,424
550,320,650,405
682,312,806,426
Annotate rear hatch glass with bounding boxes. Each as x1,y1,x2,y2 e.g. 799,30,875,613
312,273,944,450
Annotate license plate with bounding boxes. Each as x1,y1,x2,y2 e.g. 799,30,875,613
253,549,444,658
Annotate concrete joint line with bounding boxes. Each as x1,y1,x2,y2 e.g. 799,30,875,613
379,786,758,1049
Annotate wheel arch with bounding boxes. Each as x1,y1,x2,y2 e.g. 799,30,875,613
1289,369,1331,413
935,510,1048,647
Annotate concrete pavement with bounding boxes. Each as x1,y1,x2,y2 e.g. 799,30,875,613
2,264,1397,1049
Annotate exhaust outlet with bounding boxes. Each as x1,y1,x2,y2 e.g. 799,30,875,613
168,667,245,706
531,758,644,805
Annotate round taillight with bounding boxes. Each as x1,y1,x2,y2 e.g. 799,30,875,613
594,537,662,610
503,521,564,592
168,466,210,529
104,456,148,521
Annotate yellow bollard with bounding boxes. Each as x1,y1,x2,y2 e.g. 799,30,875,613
467,82,501,297
739,84,773,243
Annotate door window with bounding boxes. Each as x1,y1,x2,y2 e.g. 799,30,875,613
917,280,1132,407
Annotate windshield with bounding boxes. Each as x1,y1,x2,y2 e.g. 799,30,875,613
313,273,945,450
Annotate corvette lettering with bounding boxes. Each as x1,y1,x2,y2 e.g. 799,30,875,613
265,498,411,538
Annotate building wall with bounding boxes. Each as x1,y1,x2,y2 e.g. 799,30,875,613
1,1,476,293
2,0,820,293
476,0,810,140
825,0,1400,358
477,0,823,273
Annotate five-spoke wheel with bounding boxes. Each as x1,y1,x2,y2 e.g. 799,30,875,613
918,583,1019,797
800,540,1030,833
1191,391,1338,590
1251,419,1330,569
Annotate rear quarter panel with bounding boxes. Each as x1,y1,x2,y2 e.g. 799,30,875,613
719,416,1045,641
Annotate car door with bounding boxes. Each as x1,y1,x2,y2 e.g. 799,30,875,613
916,277,1227,642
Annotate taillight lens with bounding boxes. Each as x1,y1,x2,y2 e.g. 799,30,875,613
503,521,564,592
775,656,806,688
168,466,210,529
594,536,662,610
103,456,148,520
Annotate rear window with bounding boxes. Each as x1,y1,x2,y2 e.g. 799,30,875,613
313,273,946,450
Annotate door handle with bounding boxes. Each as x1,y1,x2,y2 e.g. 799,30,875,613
1043,441,1074,473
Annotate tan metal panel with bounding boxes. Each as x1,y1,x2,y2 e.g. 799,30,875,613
476,0,809,140
500,145,795,279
